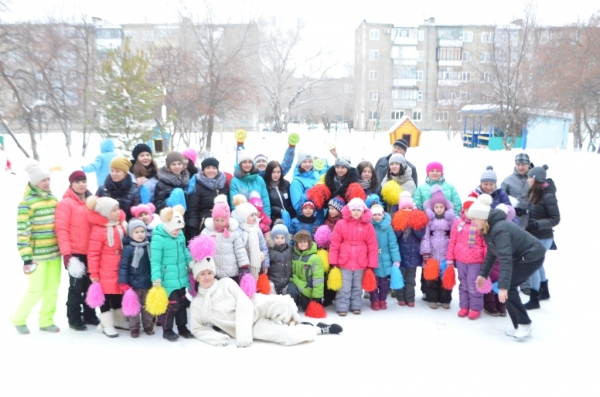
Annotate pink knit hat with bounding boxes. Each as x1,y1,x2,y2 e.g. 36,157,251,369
131,203,156,218
182,148,198,165
398,191,414,210
347,198,367,211
212,194,230,223
248,191,264,211
426,161,444,175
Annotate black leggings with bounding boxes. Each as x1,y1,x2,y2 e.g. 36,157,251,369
99,294,122,313
505,257,545,328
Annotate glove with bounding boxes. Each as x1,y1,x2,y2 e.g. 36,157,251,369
422,254,431,261
392,261,400,268
525,220,539,232
514,207,528,216
120,284,131,292
63,254,72,270
239,266,250,277
152,279,162,287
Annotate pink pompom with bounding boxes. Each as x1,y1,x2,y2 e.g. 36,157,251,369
122,288,141,317
85,282,105,309
476,277,493,294
240,273,256,298
188,234,217,262
188,273,197,297
314,225,332,249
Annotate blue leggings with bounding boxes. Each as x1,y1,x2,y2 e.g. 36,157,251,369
529,238,553,290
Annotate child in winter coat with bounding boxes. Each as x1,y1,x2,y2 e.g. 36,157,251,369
267,221,293,295
370,204,401,311
118,220,153,337
86,196,129,338
131,203,161,240
329,198,379,315
290,200,323,240
232,195,270,280
153,152,190,213
324,196,345,232
420,185,456,310
446,197,487,320
413,162,462,217
151,205,193,341
391,192,428,307
201,195,249,282
249,191,272,236
82,139,116,190
287,230,325,310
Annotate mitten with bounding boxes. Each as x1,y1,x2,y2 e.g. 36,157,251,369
392,261,400,268
120,284,131,293
63,254,72,270
152,279,162,287
515,207,527,216
525,220,538,232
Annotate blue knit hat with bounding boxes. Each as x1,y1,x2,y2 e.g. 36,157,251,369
328,196,345,212
480,166,497,184
271,220,289,239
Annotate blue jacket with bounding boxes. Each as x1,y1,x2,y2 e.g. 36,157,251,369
473,186,512,208
289,166,321,214
229,172,271,217
82,139,116,186
289,216,323,243
395,224,426,269
118,237,152,290
372,213,401,277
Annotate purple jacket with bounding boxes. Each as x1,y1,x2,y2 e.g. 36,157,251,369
420,208,455,263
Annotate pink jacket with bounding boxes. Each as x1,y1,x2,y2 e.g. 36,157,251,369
446,212,487,265
55,188,92,255
329,207,378,271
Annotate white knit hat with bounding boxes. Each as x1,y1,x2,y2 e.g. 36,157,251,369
467,194,493,220
191,257,216,278
237,150,253,164
86,196,119,220
232,194,258,223
371,204,384,215
296,148,313,163
25,160,51,186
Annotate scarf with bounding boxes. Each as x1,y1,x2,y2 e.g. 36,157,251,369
158,166,190,188
198,279,219,316
130,239,150,268
104,175,133,200
197,171,226,191
239,222,262,278
106,220,125,248
458,220,477,247
215,223,230,238
359,179,371,190
425,175,446,185
296,214,316,224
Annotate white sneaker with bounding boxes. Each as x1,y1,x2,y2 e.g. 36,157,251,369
506,324,532,340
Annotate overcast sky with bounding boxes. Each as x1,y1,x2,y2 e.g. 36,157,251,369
3,0,598,66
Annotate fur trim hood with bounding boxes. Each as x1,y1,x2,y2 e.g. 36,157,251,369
341,205,373,223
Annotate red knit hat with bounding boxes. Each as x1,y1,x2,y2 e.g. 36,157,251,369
69,170,86,184
462,192,478,212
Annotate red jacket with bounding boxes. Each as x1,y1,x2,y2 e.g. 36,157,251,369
329,207,378,271
87,210,126,295
55,188,92,256
446,213,487,265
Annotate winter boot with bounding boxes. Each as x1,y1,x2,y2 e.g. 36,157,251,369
483,292,499,316
100,311,119,338
441,303,450,310
69,322,87,331
458,308,469,318
178,326,193,339
468,310,481,320
506,323,532,340
316,322,343,335
428,302,438,310
163,330,179,342
83,315,100,326
539,280,550,300
524,289,540,310
379,301,387,310
113,308,130,330
15,324,30,334
40,324,60,333
371,301,380,311
130,329,140,338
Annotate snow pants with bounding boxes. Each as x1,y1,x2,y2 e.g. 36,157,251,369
65,254,97,325
252,318,318,346
164,288,189,333
370,276,390,303
457,261,483,311
128,288,154,331
335,268,364,313
395,267,417,303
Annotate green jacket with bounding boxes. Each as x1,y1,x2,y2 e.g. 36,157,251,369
413,177,462,216
17,184,60,265
150,224,192,296
291,242,324,299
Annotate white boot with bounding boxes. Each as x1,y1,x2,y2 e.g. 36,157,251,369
100,311,119,338
506,323,532,340
113,308,130,330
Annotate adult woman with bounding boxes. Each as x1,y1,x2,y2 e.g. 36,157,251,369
356,161,380,196
55,171,99,330
153,151,190,214
130,143,159,200
187,157,230,238
523,165,560,310
290,149,320,214
380,154,417,213
324,156,360,199
469,194,546,340
229,150,271,216
182,148,199,179
97,156,141,221
264,160,296,225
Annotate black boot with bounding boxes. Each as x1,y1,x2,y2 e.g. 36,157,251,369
163,330,179,341
316,322,343,335
524,289,540,310
539,280,550,300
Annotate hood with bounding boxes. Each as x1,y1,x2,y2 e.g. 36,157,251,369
293,241,317,256
544,178,557,195
487,208,508,228
62,187,91,202
204,217,239,232
341,206,373,223
100,139,115,153
371,212,392,230
24,183,53,198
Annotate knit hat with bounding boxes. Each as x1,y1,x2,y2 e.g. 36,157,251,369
371,204,384,215
398,191,414,210
254,154,268,164
201,157,220,170
462,193,478,212
25,160,51,186
302,200,316,210
166,151,184,168
233,194,258,223
237,150,253,164
110,156,132,174
132,143,152,160
515,153,530,165
128,219,146,237
335,156,351,169
468,194,493,220
69,170,86,184
347,197,367,211
480,166,497,184
528,164,548,183
182,148,198,165
328,196,345,213
131,203,156,218
429,185,452,210
212,195,231,222
388,153,407,167
161,205,185,233
393,139,409,152
87,196,119,220
297,149,313,163
271,220,289,239
248,191,264,210
426,161,444,175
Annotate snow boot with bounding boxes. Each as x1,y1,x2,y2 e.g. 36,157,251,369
100,311,119,338
379,301,387,310
130,329,140,338
506,323,532,340
539,280,550,300
468,310,481,320
458,308,469,318
316,322,343,335
113,308,130,330
524,289,540,310
163,330,179,342
371,301,380,311
69,322,87,331
15,324,30,334
441,303,450,310
178,326,193,339
428,302,438,310
40,324,60,333
83,315,100,326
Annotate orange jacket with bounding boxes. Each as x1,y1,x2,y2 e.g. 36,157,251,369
87,210,126,295
55,188,92,256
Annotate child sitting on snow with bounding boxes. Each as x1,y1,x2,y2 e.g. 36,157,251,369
267,221,293,295
131,203,160,240
287,230,325,311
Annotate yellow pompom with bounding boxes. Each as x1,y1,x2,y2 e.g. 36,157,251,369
317,249,330,273
381,180,402,205
145,286,169,316
327,267,343,291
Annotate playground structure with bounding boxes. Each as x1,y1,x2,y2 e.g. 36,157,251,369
387,116,422,148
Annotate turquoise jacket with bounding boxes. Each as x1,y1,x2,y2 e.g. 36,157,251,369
150,224,192,296
82,139,116,185
413,177,462,217
371,213,401,277
229,172,271,217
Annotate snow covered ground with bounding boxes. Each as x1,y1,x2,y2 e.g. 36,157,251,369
1,129,597,395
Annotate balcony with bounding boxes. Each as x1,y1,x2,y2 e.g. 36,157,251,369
393,78,417,87
392,58,418,66
394,36,418,46
438,39,463,47
393,99,417,108
438,80,461,87
439,60,462,67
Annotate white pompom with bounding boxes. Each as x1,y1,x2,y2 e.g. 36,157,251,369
478,194,493,206
67,256,87,279
214,194,228,204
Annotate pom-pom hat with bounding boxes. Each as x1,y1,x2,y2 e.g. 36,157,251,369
131,203,156,218
528,164,548,183
188,235,217,278
271,220,289,239
212,195,230,222
429,185,452,210
232,195,258,223
87,196,119,220
468,194,493,220
25,160,51,186
302,200,316,210
347,198,367,211
398,191,414,210
480,166,497,184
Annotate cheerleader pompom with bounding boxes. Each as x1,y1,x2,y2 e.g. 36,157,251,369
85,282,105,309
122,288,141,317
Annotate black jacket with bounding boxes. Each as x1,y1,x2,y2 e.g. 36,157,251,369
118,237,152,290
527,179,560,240
268,243,293,293
480,209,547,290
153,167,190,213
375,154,418,187
96,174,141,221
268,180,296,224
187,172,230,235
324,166,360,199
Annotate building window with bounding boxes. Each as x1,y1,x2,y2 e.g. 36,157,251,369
369,90,379,101
394,65,417,79
481,72,491,82
370,30,380,40
392,89,417,100
437,47,462,61
369,70,379,80
462,71,471,82
480,52,491,63
417,91,423,101
438,68,461,80
416,71,423,81
369,110,378,120
463,31,473,42
460,92,471,102
413,111,422,121
418,51,424,61
391,110,405,120
435,110,449,122
481,32,494,43
462,51,471,62
394,28,415,38
418,30,424,41
369,50,379,61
